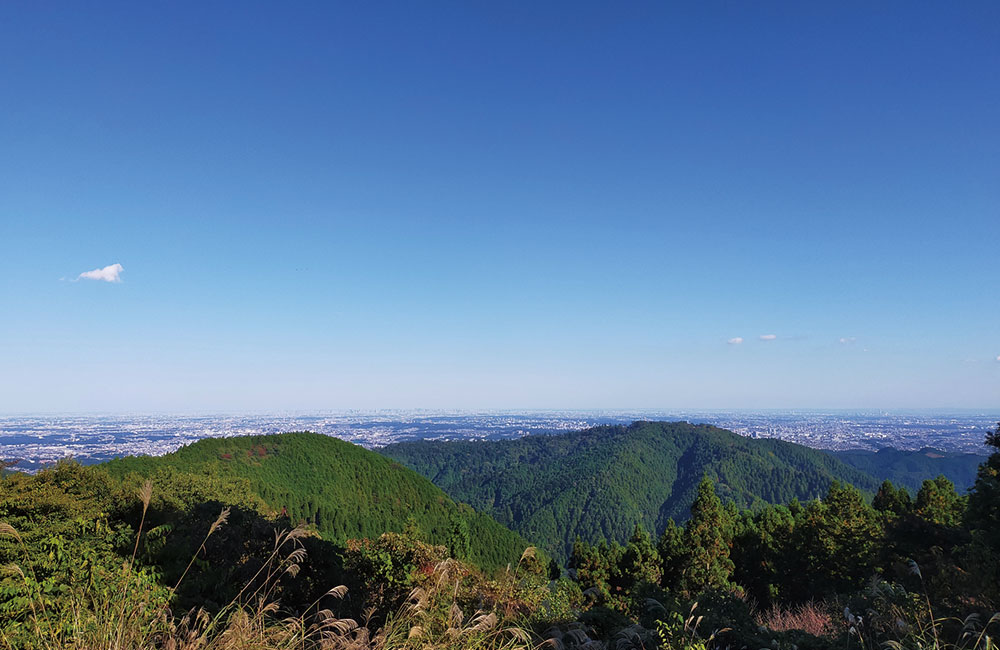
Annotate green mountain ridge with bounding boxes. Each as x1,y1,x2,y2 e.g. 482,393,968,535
381,421,892,560
830,446,984,492
382,422,986,562
104,431,530,570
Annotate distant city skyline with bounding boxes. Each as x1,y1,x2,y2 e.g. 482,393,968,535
1,3,998,412
2,410,997,472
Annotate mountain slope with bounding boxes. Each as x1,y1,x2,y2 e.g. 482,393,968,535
830,447,985,492
381,421,882,560
104,432,530,570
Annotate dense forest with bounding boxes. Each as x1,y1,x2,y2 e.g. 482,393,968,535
382,422,892,560
1,422,998,650
831,447,984,492
382,422,986,561
104,432,531,570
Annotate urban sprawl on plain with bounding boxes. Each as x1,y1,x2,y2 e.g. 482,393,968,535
1,410,997,473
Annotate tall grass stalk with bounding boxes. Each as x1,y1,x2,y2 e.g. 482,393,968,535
1,483,542,649
112,479,153,650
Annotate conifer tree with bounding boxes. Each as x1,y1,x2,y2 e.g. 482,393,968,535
915,475,965,527
965,423,1000,602
447,512,471,560
873,479,912,517
731,504,795,605
792,481,880,598
403,514,422,541
657,518,685,591
620,524,662,589
682,476,734,592
969,423,1000,533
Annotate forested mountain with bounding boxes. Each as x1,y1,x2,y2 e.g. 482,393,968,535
830,446,984,492
104,431,530,569
381,421,883,560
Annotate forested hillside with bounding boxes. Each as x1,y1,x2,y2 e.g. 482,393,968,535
104,431,530,569
381,421,882,560
830,446,984,492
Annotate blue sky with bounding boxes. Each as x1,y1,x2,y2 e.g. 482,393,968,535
1,2,998,412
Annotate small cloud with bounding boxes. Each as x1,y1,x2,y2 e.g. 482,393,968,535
759,334,777,341
839,337,857,344
996,354,1000,363
77,263,123,283
727,337,744,345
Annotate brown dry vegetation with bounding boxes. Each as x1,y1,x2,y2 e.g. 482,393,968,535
755,601,836,638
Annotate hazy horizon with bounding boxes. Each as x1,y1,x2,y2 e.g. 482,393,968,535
3,407,999,418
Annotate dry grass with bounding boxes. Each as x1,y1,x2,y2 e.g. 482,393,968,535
756,600,836,638
371,558,537,650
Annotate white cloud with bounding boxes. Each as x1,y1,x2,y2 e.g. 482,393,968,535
727,337,743,345
839,337,857,344
759,334,777,341
996,354,1000,363
77,263,123,283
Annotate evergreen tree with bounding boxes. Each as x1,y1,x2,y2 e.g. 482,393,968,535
447,512,471,560
791,481,880,599
914,475,965,527
657,519,685,591
402,514,422,541
965,423,1000,602
568,539,624,602
569,539,606,594
968,423,1000,533
682,476,734,592
620,524,662,589
731,504,795,605
873,479,912,517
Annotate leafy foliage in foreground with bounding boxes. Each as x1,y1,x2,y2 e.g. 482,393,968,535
0,456,553,649
0,483,545,649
